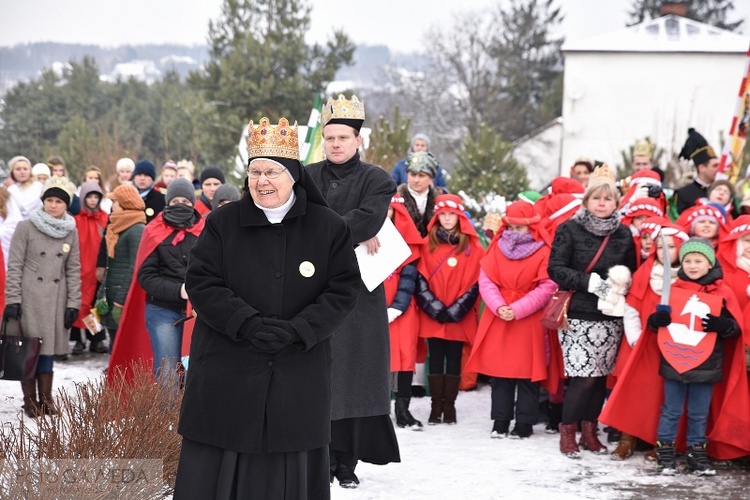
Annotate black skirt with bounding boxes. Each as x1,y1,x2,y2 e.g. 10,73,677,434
173,438,330,500
330,415,401,465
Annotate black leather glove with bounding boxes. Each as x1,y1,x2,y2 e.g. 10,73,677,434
647,310,671,331
250,325,293,353
702,313,735,337
435,309,449,324
64,308,79,329
3,303,21,321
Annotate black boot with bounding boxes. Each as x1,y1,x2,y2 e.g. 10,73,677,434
656,441,677,475
491,420,510,439
395,397,423,430
510,422,534,439
687,443,716,476
545,402,562,434
335,462,359,489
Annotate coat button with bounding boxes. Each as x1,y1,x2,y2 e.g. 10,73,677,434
332,182,338,188
274,272,282,279
276,229,283,236
40,251,46,256
266,361,273,368
54,279,60,283
37,277,43,282
57,253,63,257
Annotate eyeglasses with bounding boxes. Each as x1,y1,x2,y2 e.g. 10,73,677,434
247,167,287,179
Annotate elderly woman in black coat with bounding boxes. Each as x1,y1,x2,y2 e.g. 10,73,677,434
174,117,360,500
548,165,636,460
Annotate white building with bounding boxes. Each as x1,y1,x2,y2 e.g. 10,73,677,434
559,14,748,179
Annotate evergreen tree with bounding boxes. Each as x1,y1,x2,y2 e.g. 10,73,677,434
190,0,355,166
365,106,411,172
627,0,744,31
450,123,528,219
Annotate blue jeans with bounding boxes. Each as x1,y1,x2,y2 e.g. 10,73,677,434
657,379,713,445
145,303,183,386
36,355,54,374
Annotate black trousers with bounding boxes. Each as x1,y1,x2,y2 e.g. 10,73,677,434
490,377,540,425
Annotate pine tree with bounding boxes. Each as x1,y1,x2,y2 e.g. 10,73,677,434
450,123,528,219
365,106,411,172
627,0,744,31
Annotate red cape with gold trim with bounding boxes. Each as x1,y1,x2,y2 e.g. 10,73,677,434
599,279,750,459
107,213,205,385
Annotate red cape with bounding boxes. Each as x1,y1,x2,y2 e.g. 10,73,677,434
73,210,108,329
417,239,482,343
107,213,205,385
465,242,552,382
195,198,211,216
600,279,750,459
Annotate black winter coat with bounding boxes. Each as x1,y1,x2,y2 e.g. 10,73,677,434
137,230,198,312
142,188,165,223
179,187,360,453
548,218,636,321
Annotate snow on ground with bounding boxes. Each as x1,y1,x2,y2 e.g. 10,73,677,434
2,352,747,499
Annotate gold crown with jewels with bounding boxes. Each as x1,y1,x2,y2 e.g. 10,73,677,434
633,139,655,159
247,117,299,161
321,94,365,127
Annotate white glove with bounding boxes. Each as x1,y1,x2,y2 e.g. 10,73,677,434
587,272,611,300
387,307,403,323
180,283,189,300
634,184,650,201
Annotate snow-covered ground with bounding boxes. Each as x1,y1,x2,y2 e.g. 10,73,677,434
2,353,747,499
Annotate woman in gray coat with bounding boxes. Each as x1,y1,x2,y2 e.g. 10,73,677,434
5,177,81,417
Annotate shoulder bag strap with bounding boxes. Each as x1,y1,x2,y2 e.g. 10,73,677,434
584,234,611,273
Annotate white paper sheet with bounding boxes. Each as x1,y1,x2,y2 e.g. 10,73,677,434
355,217,413,292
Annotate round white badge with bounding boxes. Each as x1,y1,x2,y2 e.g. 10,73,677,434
447,257,458,267
62,243,71,253
145,208,155,217
299,261,315,278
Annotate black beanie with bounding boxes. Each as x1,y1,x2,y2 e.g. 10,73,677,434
133,160,157,180
200,166,225,185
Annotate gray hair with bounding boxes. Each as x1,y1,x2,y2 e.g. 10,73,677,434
411,133,431,150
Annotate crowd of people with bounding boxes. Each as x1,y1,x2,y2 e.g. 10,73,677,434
4,96,750,497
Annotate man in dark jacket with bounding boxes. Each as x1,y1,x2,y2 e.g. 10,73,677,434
133,159,166,222
307,94,400,488
176,117,360,499
674,128,720,214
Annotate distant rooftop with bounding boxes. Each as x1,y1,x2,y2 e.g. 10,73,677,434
563,14,749,53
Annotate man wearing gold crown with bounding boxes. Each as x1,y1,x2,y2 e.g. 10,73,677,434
307,95,401,488
175,117,360,499
674,128,720,214
618,139,664,195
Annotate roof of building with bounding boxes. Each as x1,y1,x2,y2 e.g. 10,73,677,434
562,14,749,54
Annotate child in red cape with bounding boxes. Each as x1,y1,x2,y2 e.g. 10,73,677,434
386,195,427,430
71,182,109,353
465,201,556,439
717,215,750,311
601,237,750,474
415,194,482,425
675,203,727,249
620,198,664,266
608,218,687,460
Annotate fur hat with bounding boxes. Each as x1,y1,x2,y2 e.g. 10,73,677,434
133,160,156,180
679,128,716,166
41,176,76,207
166,178,196,205
116,157,135,172
200,166,225,185
32,163,51,177
679,237,715,266
108,185,145,211
212,183,241,210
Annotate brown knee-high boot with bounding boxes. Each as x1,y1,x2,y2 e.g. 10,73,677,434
21,377,39,418
37,373,58,416
428,374,445,424
442,375,461,424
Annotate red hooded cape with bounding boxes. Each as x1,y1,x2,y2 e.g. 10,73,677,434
73,210,109,329
385,199,427,371
600,278,750,459
717,215,750,311
107,213,205,385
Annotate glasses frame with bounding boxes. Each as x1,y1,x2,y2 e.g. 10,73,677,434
246,167,288,180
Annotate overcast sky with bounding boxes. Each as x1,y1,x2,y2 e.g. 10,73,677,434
2,0,748,53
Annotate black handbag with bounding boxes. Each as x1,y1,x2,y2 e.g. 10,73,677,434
0,317,42,381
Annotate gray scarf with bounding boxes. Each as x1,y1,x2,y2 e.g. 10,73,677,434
29,208,76,239
573,207,620,236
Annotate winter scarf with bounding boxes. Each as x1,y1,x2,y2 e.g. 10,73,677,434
106,209,147,258
29,208,76,239
573,207,620,236
497,230,544,260
163,203,198,229
436,228,460,246
649,262,679,295
677,264,723,286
